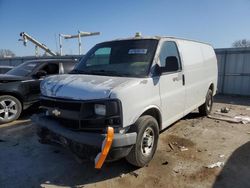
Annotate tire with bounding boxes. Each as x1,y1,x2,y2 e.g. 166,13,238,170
126,115,159,167
0,95,22,124
199,89,213,116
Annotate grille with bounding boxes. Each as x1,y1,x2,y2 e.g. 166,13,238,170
41,98,81,111
40,97,122,132
41,97,82,130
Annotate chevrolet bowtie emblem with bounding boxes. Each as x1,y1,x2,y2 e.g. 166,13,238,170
52,109,61,117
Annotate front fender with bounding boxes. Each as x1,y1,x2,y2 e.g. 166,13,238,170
110,78,161,127
131,105,162,126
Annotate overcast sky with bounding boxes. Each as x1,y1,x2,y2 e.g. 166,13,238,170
0,0,250,56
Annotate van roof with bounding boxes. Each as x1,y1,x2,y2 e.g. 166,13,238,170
104,36,212,46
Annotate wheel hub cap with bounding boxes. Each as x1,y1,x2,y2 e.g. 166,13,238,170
141,127,155,156
0,99,18,121
207,95,212,110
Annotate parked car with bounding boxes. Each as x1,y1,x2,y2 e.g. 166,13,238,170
0,59,77,124
33,35,218,168
0,65,14,74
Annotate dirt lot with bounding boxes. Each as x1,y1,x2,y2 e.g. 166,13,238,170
1,95,250,188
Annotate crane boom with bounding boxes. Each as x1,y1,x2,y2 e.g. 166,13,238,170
20,32,57,56
63,32,100,39
59,31,100,55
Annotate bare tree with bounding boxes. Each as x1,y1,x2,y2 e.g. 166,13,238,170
232,39,250,48
0,49,16,58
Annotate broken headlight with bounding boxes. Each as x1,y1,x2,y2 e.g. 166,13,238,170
94,101,120,117
94,104,106,116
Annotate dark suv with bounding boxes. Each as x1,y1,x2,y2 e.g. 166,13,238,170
0,65,14,74
0,59,77,124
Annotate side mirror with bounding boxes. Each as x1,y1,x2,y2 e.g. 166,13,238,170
165,56,179,72
154,56,179,76
35,70,47,78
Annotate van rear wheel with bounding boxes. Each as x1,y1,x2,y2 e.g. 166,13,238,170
199,89,213,116
126,115,159,167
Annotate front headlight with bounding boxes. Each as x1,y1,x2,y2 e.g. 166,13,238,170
94,104,106,116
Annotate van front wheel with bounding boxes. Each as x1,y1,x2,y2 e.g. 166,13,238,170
199,89,213,116
126,115,159,167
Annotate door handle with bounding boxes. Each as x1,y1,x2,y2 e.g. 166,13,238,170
182,74,185,86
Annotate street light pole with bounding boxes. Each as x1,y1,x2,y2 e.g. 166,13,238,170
78,31,82,55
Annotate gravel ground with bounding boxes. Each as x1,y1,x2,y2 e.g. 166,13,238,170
0,95,250,188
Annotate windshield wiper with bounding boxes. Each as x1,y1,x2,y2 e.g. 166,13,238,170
70,69,131,77
70,69,90,74
89,70,121,76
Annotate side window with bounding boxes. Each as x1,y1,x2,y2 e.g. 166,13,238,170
40,63,59,75
159,41,181,71
86,47,111,66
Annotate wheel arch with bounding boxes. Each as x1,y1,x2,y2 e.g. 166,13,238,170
0,92,23,109
135,106,162,131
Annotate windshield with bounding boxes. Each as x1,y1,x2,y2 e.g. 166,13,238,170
73,39,158,77
6,61,39,77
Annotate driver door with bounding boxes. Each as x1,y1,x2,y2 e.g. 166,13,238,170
159,41,186,128
26,62,59,103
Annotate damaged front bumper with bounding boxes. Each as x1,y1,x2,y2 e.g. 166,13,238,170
32,114,137,168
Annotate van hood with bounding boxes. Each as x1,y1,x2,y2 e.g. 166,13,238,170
41,74,137,100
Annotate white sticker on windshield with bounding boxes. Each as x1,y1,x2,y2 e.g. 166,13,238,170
27,63,37,67
128,49,147,54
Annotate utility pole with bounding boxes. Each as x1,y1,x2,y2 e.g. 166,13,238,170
59,31,100,55
19,32,57,56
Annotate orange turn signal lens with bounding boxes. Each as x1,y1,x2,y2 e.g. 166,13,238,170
95,127,114,169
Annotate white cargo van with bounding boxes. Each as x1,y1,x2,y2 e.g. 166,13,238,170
33,34,218,168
